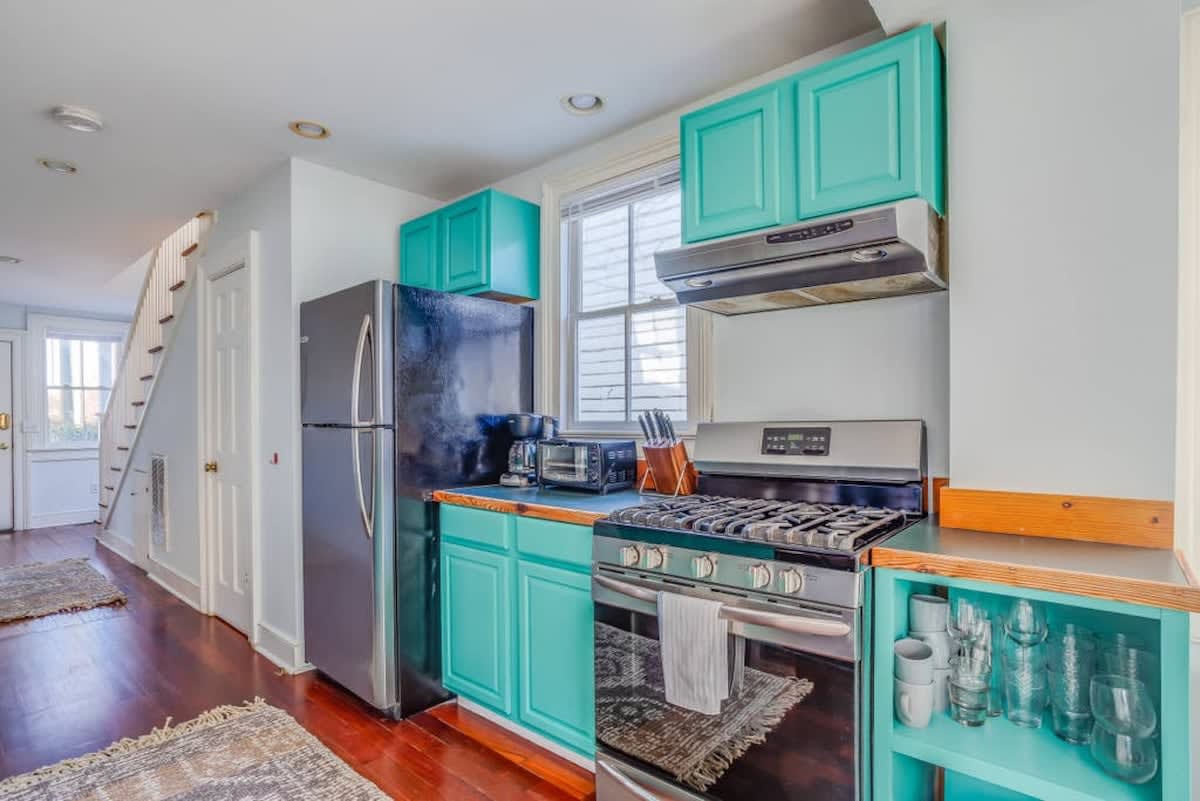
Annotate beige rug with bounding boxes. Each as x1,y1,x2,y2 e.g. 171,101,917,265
0,558,127,624
0,700,389,800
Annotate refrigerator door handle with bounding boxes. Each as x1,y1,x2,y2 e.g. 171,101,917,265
352,429,375,539
350,313,374,426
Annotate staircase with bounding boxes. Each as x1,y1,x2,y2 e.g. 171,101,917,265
98,212,214,526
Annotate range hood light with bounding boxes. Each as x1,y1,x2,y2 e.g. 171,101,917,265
851,248,888,263
685,277,714,288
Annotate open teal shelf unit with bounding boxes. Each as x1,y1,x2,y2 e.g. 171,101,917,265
872,568,1191,801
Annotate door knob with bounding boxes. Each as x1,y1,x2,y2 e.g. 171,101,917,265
0,412,8,431
0,443,8,450
204,461,218,473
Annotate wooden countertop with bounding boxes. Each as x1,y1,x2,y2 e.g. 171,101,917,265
871,517,1200,613
432,485,643,526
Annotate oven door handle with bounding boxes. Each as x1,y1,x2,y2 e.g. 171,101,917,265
593,575,852,638
597,760,668,801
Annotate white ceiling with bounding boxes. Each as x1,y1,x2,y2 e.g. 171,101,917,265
0,0,879,315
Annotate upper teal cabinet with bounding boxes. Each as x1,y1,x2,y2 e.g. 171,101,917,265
795,26,944,219
398,214,439,290
681,82,795,243
681,25,944,244
399,188,539,301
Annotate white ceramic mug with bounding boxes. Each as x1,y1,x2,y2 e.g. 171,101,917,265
895,677,934,729
894,638,935,685
932,666,951,713
909,593,949,633
911,629,954,669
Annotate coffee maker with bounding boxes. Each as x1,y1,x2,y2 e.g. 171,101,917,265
500,414,556,488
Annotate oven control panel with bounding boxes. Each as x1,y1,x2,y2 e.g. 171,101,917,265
761,426,831,456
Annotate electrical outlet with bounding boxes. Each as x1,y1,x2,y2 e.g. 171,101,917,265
89,483,98,496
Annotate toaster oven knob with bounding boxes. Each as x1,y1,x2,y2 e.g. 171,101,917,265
644,547,666,569
779,568,804,594
747,563,772,589
691,555,716,579
619,545,641,567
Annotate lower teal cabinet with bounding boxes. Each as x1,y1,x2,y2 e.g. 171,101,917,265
441,541,513,714
517,560,595,754
439,506,594,758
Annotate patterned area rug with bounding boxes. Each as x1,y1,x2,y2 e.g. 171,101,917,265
0,701,388,800
595,622,813,792
0,558,126,624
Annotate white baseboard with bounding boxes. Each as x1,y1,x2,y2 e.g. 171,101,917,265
33,508,100,528
96,529,136,562
456,697,594,772
254,620,308,674
147,561,202,611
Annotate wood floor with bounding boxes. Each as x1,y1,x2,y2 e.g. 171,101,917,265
0,524,596,800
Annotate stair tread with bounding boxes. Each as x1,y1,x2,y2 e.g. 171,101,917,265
180,243,198,257
139,374,153,381
147,345,164,354
123,424,137,429
169,280,186,292
103,485,114,491
131,401,145,407
110,466,121,472
158,314,175,324
98,503,108,509
116,446,130,451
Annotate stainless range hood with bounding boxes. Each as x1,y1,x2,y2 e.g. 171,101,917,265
654,199,944,316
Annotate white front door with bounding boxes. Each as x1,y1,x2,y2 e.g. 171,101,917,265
205,265,253,634
0,342,12,531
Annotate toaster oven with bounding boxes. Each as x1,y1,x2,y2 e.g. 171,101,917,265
537,439,636,494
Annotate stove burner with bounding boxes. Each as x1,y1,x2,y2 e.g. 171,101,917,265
608,495,912,553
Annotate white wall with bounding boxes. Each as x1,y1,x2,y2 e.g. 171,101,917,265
945,0,1180,499
487,30,951,475
0,304,25,330
27,452,100,528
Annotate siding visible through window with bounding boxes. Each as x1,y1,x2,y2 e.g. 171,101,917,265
563,163,686,429
44,335,121,444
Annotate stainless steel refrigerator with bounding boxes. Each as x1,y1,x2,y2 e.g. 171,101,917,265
300,280,532,718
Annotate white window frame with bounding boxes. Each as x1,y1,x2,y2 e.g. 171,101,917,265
536,137,713,440
25,314,129,452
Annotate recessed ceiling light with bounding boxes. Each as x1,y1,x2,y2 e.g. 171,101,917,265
50,105,105,133
561,94,605,115
39,158,78,174
289,120,330,139
0,256,21,265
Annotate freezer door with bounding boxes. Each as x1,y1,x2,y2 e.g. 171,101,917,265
300,280,394,426
302,425,396,711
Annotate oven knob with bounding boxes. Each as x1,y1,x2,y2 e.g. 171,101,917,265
644,547,666,569
747,563,772,589
779,568,804,594
691,555,716,579
619,545,641,567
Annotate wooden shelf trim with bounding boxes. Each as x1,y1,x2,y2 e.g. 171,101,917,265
432,490,606,527
939,487,1173,549
871,545,1200,614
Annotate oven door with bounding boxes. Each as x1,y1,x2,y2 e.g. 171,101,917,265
539,442,590,484
592,568,862,801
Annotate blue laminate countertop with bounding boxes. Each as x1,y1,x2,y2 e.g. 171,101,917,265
432,484,646,526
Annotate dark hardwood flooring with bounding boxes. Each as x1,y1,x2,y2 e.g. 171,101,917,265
0,524,595,800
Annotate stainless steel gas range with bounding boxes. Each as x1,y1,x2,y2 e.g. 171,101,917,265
591,420,926,801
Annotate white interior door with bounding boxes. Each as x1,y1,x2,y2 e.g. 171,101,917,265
206,265,253,634
0,342,12,531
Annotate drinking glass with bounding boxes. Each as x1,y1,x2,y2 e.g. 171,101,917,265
948,598,988,654
1089,723,1158,784
1004,671,1048,728
1090,675,1156,738
1099,645,1159,697
949,656,990,727
1004,598,1048,645
1049,666,1095,743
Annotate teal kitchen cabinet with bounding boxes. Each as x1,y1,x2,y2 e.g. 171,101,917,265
794,25,944,219
439,506,595,758
399,188,539,300
516,560,595,754
681,81,795,243
680,25,944,243
398,213,439,290
440,540,514,714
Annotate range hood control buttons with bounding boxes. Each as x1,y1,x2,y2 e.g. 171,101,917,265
691,555,716,579
643,547,666,569
779,568,804,594
747,563,772,589
619,545,641,567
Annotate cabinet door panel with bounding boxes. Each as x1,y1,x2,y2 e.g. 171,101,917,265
441,542,512,714
682,82,791,243
517,561,594,755
399,214,440,290
795,32,924,218
441,193,490,292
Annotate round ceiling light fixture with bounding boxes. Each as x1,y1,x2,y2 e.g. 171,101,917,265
50,104,105,133
289,120,330,139
39,158,78,174
561,94,605,115
0,255,22,265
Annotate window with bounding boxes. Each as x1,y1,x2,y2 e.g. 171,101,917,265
44,333,121,444
563,164,688,430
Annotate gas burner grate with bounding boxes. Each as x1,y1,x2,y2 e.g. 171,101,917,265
608,495,912,552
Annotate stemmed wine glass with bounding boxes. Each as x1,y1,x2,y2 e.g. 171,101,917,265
948,597,988,655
